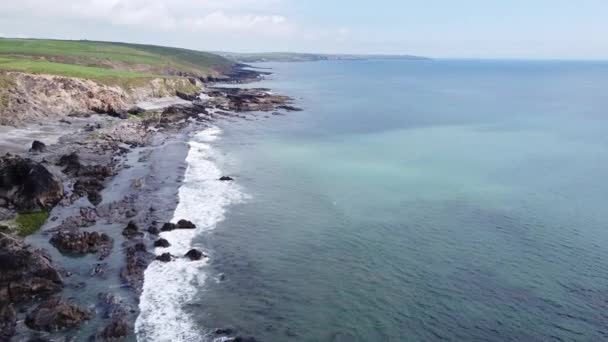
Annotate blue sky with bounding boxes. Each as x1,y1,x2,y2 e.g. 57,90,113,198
0,0,607,59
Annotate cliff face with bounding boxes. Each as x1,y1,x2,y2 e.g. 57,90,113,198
0,72,203,126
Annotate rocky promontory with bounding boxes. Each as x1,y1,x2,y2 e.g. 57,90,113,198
0,64,298,341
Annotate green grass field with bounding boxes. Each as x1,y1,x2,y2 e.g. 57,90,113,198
0,38,234,82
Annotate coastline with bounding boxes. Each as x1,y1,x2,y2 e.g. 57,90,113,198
0,66,299,341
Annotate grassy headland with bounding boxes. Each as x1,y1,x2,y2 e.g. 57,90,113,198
0,38,234,83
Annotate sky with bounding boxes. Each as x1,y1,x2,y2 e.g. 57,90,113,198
0,0,607,59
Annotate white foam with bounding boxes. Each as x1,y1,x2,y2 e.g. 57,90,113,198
136,126,245,342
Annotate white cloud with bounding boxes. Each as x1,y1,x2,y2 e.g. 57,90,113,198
2,0,290,36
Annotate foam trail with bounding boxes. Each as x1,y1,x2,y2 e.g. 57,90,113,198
136,126,245,342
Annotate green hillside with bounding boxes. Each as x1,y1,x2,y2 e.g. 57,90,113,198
0,38,234,83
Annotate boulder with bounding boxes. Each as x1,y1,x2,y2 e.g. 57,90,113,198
30,140,47,153
219,176,234,181
185,249,206,261
25,297,91,332
122,221,143,239
156,253,173,263
177,219,196,229
0,155,63,210
50,230,113,258
0,232,63,305
154,238,170,248
160,223,176,232
148,226,160,235
57,152,82,174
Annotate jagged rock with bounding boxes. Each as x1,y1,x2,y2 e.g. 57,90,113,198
0,154,63,210
122,221,143,239
177,219,196,229
25,297,91,332
30,140,47,153
160,223,176,232
156,253,173,262
219,176,234,181
185,249,206,261
0,232,63,305
154,238,170,248
0,304,16,341
50,230,113,258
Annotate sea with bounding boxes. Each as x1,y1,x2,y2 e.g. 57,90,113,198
136,59,608,341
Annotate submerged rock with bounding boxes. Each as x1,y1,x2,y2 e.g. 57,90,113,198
25,297,91,332
98,318,129,340
50,230,113,258
148,226,160,235
0,232,63,305
0,154,63,210
30,140,47,153
185,249,206,261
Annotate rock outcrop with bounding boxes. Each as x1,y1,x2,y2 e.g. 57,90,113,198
0,232,63,305
25,297,91,332
50,230,113,259
0,154,63,210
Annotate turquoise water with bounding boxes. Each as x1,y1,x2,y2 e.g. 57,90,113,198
192,60,608,341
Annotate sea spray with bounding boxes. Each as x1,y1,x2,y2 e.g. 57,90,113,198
136,126,246,341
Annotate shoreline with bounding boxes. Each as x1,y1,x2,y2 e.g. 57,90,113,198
0,67,299,341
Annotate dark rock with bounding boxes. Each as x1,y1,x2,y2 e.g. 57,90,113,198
177,219,196,229
148,226,160,235
30,140,47,153
91,263,109,278
50,230,113,258
277,105,303,112
185,249,206,261
232,337,258,342
154,238,170,248
25,297,91,332
0,232,63,305
160,223,176,232
219,176,234,181
98,318,129,340
127,107,145,115
176,91,198,101
120,244,154,291
0,304,16,341
0,155,63,210
57,153,82,174
122,221,143,239
134,242,147,252
215,328,234,335
156,253,173,262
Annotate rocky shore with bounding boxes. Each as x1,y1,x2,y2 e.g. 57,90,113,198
0,68,299,341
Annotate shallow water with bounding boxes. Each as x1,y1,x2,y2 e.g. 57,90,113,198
144,60,608,341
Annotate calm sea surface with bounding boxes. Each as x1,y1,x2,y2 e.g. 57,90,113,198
185,60,608,341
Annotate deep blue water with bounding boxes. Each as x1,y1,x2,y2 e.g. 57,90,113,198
191,60,608,341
